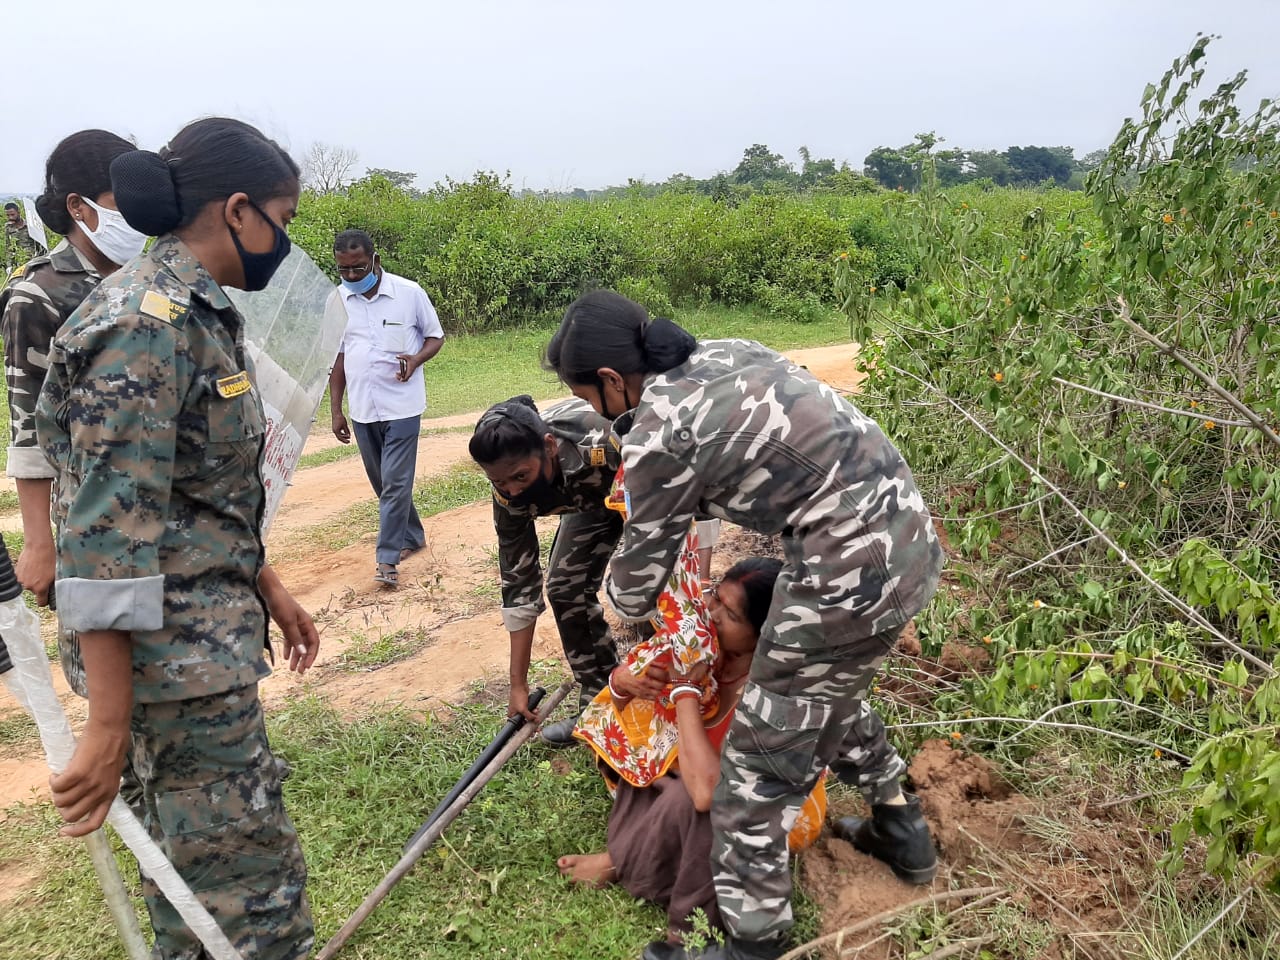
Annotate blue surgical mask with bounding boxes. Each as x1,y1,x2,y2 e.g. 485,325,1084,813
341,262,378,294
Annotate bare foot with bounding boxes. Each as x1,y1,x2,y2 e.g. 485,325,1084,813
557,851,615,888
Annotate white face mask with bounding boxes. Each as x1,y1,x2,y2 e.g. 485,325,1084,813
79,197,148,266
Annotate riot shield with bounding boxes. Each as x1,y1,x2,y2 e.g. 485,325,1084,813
227,248,347,536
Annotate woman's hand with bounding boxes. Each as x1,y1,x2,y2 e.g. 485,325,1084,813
50,720,129,837
259,566,320,674
15,537,56,606
611,664,669,701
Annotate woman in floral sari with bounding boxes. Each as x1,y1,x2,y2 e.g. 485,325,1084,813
560,557,825,945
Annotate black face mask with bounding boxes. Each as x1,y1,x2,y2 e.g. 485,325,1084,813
231,200,291,292
505,454,556,507
611,409,636,437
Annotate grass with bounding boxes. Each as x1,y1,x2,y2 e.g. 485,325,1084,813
0,710,39,757
338,628,430,671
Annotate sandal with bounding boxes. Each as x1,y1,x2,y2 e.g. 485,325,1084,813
373,563,399,586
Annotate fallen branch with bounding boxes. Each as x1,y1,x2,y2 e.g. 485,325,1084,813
1115,296,1280,451
774,886,1003,960
885,361,1274,676
1051,376,1256,427
887,701,1196,764
955,825,1125,960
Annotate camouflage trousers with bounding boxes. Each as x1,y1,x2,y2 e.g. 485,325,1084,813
710,566,907,943
545,508,623,712
130,684,313,960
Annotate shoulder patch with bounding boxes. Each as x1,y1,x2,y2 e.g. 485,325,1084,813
215,370,252,398
140,289,189,324
589,446,607,467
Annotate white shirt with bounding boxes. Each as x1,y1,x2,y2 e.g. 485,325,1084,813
336,270,445,423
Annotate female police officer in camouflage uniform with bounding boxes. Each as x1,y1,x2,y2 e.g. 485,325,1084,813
0,130,140,680
36,118,319,960
546,291,944,960
471,395,677,744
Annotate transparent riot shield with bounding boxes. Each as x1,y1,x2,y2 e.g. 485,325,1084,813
227,248,347,536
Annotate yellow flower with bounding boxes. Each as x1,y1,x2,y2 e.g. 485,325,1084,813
1162,213,1173,224
1246,219,1254,228
1083,240,1093,248
872,685,881,694
1153,748,1163,759
1189,399,1199,409
1019,254,1027,262
993,372,1004,383
838,251,849,261
1117,480,1128,490
1271,210,1278,219
1204,420,1216,430
961,202,969,209
869,285,877,294
950,731,963,741
1003,295,1013,306
1028,683,1039,691
982,635,993,645
1033,599,1044,609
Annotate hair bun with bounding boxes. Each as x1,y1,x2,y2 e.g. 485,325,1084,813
34,191,71,236
110,150,180,236
641,317,697,371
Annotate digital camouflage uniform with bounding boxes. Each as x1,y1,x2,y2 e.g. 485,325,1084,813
35,235,312,960
607,339,944,943
492,397,624,710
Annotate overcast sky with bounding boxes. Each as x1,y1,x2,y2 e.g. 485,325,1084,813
3,1,1277,193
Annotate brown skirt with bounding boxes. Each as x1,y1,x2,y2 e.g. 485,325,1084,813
607,774,722,935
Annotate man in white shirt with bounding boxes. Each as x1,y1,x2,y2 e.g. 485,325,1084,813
330,230,446,586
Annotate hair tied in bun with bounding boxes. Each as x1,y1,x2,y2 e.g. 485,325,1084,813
110,151,181,237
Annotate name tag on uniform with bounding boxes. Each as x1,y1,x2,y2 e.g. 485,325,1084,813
215,371,251,398
140,290,187,323
589,446,607,467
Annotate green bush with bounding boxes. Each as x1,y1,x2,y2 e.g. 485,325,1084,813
292,174,1084,333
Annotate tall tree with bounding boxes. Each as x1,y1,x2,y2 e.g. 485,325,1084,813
732,144,795,188
303,142,359,193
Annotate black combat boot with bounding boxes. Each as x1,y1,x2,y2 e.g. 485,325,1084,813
833,792,937,884
641,935,786,960
539,715,580,747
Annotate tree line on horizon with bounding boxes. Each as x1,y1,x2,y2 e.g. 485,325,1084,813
302,134,1105,202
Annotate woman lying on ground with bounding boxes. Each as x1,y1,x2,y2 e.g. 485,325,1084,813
558,557,825,950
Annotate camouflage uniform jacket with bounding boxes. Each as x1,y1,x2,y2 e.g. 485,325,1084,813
493,397,621,632
4,221,39,273
609,339,943,639
36,235,272,703
0,240,101,478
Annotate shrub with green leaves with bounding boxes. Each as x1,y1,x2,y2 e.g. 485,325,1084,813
840,36,1280,890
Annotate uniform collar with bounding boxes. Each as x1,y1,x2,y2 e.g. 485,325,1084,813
148,235,233,311
48,239,98,277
